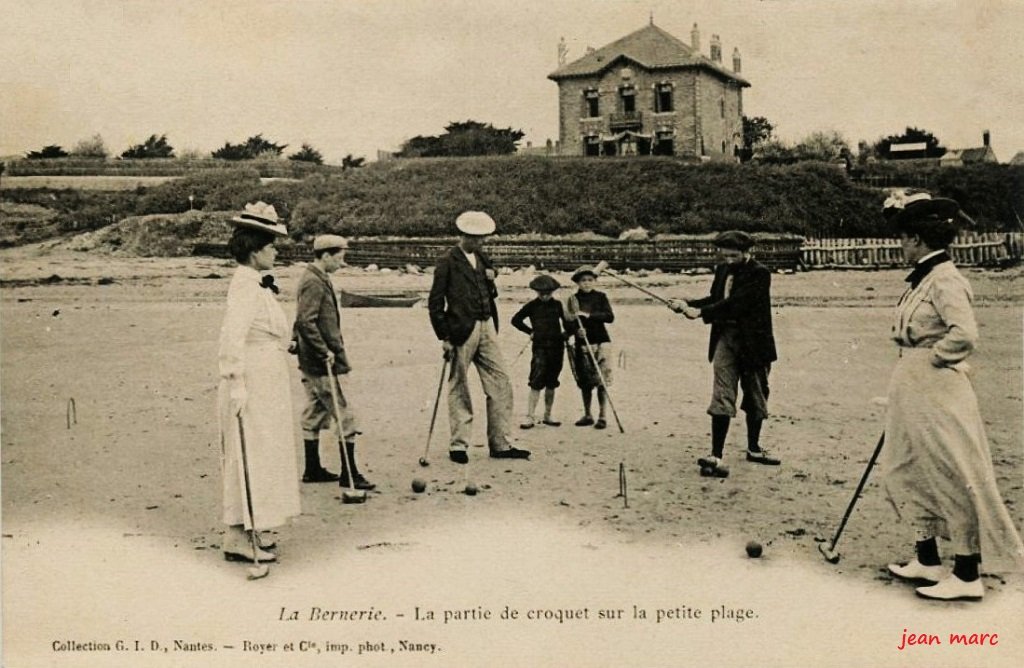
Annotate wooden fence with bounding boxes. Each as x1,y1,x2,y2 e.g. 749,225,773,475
801,232,1023,268
194,236,805,271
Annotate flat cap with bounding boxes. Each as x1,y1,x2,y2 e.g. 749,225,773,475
713,230,755,251
528,274,561,292
455,211,497,236
313,234,349,251
571,266,598,283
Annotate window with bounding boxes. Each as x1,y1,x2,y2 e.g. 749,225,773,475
619,85,636,113
655,83,674,113
719,98,725,118
584,89,600,118
722,140,727,154
584,135,600,157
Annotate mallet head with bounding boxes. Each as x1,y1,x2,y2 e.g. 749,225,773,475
593,260,610,275
247,564,269,580
418,457,429,467
818,542,841,564
341,490,368,504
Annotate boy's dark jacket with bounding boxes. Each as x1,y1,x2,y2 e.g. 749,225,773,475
689,259,777,368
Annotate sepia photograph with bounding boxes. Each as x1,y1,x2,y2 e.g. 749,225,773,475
2,1,1022,666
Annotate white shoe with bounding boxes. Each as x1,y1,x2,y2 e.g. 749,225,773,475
888,558,945,583
915,574,984,601
223,528,277,563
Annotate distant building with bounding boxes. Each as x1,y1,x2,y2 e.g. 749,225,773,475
939,131,999,166
547,22,749,159
1009,150,1024,165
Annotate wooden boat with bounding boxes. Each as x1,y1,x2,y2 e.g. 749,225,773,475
338,290,423,308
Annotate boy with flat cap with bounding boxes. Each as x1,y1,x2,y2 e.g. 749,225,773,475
293,234,375,490
428,211,530,463
568,266,616,430
511,274,572,429
670,230,781,474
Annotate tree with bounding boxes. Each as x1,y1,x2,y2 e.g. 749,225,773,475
398,120,525,157
289,143,324,164
341,154,365,170
792,130,850,162
25,144,69,159
873,126,946,159
71,134,109,158
738,116,774,163
212,134,287,160
121,134,175,159
752,139,797,165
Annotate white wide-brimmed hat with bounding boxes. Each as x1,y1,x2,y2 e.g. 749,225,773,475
230,201,288,237
455,211,496,236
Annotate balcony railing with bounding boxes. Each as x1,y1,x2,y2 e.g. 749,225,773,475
609,111,643,130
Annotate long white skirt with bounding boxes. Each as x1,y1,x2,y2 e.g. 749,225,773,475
219,341,301,529
883,347,1024,568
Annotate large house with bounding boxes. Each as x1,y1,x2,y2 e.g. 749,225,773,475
548,22,749,159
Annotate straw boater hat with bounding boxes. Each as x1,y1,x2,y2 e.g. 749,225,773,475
230,201,288,237
455,211,496,236
313,234,349,251
571,266,598,283
712,230,755,251
528,275,560,292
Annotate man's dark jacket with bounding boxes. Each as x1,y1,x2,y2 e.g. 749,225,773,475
428,246,499,346
293,264,349,376
689,259,777,368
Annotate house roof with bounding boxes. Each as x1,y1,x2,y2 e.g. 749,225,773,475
548,23,750,87
1010,151,1024,165
940,146,997,163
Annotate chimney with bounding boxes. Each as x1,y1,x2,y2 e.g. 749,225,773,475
983,130,990,147
732,47,742,73
710,34,722,62
691,23,700,52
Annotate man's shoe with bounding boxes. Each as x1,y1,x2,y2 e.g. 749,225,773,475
542,418,561,427
888,559,945,583
490,447,531,460
594,418,607,430
302,467,340,483
339,474,377,491
697,456,721,469
746,450,781,465
449,450,469,464
520,418,535,430
915,575,984,601
575,416,594,427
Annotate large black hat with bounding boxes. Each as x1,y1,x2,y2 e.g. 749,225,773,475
528,275,560,292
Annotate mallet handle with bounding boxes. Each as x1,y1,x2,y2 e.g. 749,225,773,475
599,269,674,307
827,433,885,552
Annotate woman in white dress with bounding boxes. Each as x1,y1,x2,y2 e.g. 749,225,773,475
882,191,1024,601
219,202,301,564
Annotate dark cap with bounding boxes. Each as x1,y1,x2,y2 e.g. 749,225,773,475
713,230,755,251
529,274,560,292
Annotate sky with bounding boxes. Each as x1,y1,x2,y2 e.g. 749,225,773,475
2,0,1022,163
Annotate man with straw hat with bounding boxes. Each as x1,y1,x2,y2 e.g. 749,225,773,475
427,211,530,463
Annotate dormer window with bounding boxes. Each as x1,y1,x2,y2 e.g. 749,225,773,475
655,82,674,113
584,89,600,118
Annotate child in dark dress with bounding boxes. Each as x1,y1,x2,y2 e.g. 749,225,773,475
511,275,572,428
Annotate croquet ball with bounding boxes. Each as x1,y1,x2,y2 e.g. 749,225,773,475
464,483,478,496
745,541,763,558
411,478,427,493
418,457,429,467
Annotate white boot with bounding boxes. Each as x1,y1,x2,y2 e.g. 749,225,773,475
223,526,276,563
